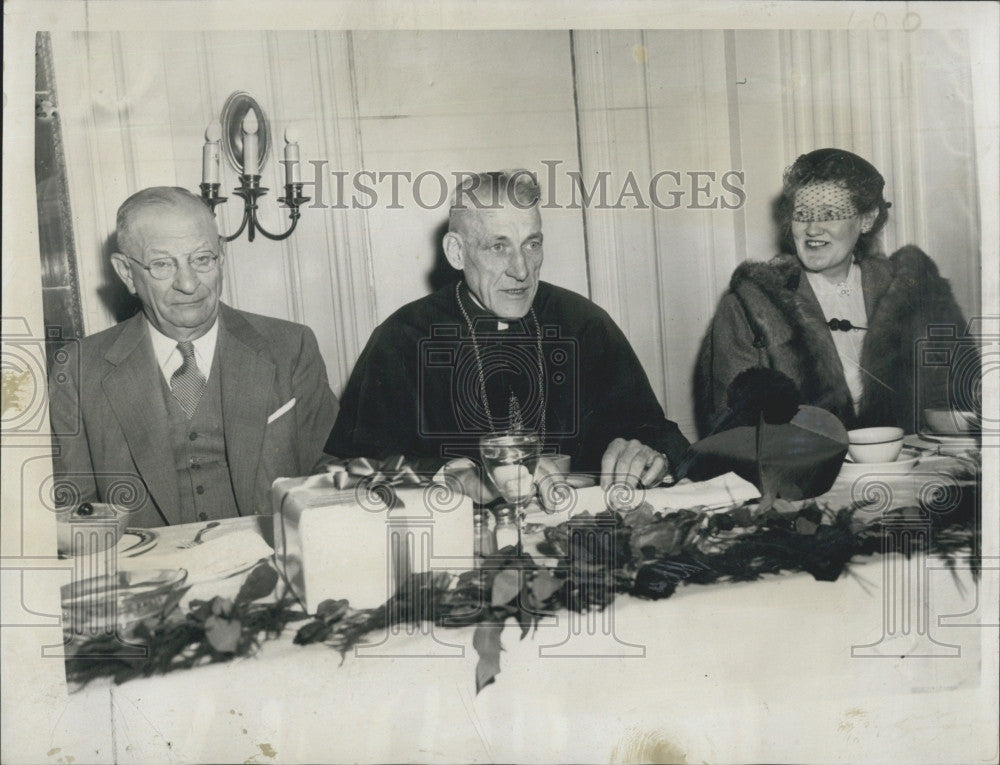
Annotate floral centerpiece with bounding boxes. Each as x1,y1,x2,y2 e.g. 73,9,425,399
65,453,979,692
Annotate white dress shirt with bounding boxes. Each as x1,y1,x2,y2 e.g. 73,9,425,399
147,317,219,384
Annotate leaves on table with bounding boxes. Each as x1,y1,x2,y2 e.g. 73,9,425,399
490,569,521,607
529,569,563,604
210,596,234,618
236,561,279,603
633,558,702,600
65,472,980,692
205,614,242,654
473,621,504,693
293,619,333,646
630,508,702,562
64,565,301,689
316,598,350,625
158,584,191,620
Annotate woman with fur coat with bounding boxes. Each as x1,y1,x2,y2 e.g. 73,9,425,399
694,148,975,438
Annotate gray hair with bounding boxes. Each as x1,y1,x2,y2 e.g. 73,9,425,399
448,170,541,233
116,186,216,256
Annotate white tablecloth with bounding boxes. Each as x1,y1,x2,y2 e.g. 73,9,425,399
38,554,992,764
8,450,996,764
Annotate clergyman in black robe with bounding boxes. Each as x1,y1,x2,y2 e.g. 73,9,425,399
326,170,689,488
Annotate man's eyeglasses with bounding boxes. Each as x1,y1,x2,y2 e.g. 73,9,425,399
128,252,221,280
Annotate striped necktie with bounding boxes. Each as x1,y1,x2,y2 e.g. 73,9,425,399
170,341,207,418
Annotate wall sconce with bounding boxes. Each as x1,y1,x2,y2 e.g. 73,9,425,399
199,91,310,242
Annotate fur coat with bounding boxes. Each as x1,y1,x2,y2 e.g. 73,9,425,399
694,246,972,437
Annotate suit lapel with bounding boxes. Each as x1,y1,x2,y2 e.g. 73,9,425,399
102,315,179,524
218,305,275,514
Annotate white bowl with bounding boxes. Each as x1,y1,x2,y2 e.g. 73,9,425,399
839,448,920,479
924,409,979,435
847,427,904,464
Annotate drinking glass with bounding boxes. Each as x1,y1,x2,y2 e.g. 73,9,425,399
479,432,542,518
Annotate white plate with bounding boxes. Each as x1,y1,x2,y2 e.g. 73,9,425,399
119,528,158,557
919,433,979,447
838,448,921,478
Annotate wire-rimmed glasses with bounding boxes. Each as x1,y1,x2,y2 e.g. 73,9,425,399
128,252,221,280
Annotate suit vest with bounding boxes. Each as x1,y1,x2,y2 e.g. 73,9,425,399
159,349,240,525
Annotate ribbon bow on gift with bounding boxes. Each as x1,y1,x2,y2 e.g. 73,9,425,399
317,454,562,508
315,455,438,490
317,454,496,501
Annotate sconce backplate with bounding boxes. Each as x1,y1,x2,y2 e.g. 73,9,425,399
220,91,271,175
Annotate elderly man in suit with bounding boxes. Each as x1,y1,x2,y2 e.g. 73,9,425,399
49,187,338,527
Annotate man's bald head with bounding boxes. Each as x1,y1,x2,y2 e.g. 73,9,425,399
111,186,224,342
443,170,544,320
447,170,541,237
116,186,217,258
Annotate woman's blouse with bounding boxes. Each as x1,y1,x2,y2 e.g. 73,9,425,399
805,262,867,413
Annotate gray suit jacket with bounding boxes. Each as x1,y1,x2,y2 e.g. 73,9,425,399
48,304,338,527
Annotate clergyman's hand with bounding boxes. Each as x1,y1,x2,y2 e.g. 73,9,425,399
600,438,670,489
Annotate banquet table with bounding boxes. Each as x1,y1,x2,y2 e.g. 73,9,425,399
39,445,995,764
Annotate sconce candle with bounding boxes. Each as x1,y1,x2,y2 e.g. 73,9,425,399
284,125,301,185
200,91,310,243
202,122,222,184
242,111,259,176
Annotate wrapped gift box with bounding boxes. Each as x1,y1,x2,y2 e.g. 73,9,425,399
272,474,474,612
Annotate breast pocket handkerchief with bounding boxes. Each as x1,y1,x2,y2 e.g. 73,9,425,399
267,397,297,424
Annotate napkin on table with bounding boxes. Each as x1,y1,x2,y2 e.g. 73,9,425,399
116,529,274,584
532,472,760,524
638,472,761,512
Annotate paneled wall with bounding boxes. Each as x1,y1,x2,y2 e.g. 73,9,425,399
574,28,981,436
48,30,981,442
736,29,981,316
574,30,743,436
49,30,588,400
50,31,376,395
349,31,589,320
